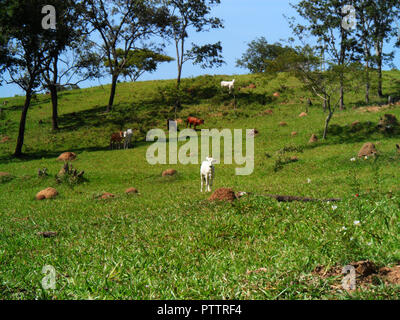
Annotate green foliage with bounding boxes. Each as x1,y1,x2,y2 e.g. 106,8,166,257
104,48,174,82
236,37,296,73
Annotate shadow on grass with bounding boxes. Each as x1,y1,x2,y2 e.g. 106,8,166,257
302,121,400,152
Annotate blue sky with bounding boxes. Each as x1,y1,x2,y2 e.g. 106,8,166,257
0,0,399,98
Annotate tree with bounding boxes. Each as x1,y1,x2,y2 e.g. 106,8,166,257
1,0,60,157
103,48,174,82
365,0,399,98
289,0,361,110
39,0,99,131
83,0,166,112
162,0,224,116
268,45,363,139
236,37,295,73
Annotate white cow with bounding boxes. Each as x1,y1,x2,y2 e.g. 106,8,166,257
200,157,216,192
123,129,133,149
221,79,235,94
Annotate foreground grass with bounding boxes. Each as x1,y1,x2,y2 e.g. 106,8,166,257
0,71,400,299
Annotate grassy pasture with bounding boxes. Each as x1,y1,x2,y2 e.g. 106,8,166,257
0,71,400,299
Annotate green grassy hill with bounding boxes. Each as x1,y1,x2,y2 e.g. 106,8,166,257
0,71,400,299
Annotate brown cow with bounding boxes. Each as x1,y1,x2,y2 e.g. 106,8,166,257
110,131,123,150
186,117,204,130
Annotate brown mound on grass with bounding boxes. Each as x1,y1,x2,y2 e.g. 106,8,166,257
57,152,77,162
248,83,256,89
0,172,11,177
379,265,400,285
0,136,10,143
290,156,299,162
299,112,308,117
309,134,318,143
291,132,297,136
358,142,378,158
100,192,115,200
273,92,280,98
208,188,237,202
36,187,58,200
125,187,138,194
279,122,287,127
262,109,273,115
351,121,360,127
162,169,177,177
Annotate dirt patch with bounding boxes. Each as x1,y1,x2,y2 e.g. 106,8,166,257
261,109,273,116
0,172,11,177
0,136,10,143
299,112,308,117
37,231,58,238
279,122,287,127
246,267,268,275
273,92,280,98
312,261,400,289
36,187,58,200
99,192,115,200
162,169,177,177
358,142,378,158
358,105,388,113
351,120,360,127
208,188,237,202
125,187,138,194
57,152,77,162
309,134,318,143
0,172,13,183
291,132,297,136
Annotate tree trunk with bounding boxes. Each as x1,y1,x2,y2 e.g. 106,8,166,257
322,97,333,140
107,74,118,112
175,64,182,119
339,79,344,110
14,89,32,157
323,111,333,140
377,58,383,98
376,41,383,98
365,67,370,104
50,84,59,130
50,56,59,130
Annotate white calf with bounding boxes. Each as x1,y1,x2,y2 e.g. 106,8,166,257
200,157,216,192
221,79,235,94
123,129,133,149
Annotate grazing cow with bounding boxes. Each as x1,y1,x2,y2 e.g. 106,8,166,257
221,79,235,94
123,129,133,149
110,131,123,150
186,116,204,130
200,157,216,192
